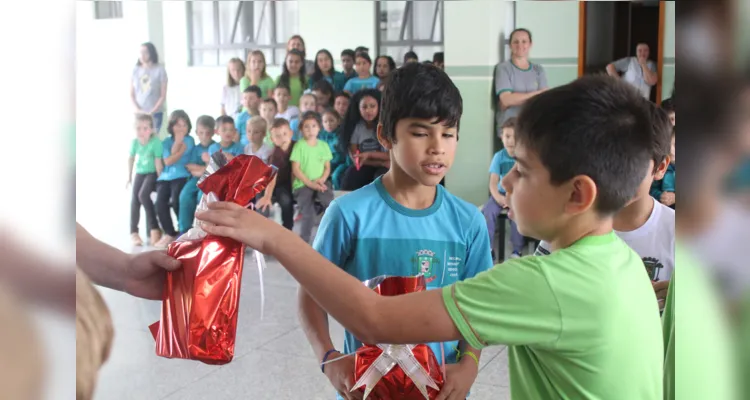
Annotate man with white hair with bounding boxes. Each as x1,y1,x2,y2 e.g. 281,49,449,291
607,43,659,99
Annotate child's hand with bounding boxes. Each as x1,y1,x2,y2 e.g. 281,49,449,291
126,178,132,189
437,359,479,400
355,152,371,162
225,153,235,162
256,195,272,212
492,193,507,208
196,201,280,253
323,353,363,400
201,152,211,164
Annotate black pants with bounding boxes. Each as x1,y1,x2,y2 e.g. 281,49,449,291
130,173,158,234
155,178,188,237
341,165,388,191
273,185,295,230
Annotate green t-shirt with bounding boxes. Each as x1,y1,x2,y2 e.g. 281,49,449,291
289,139,332,191
275,75,305,107
239,75,276,99
130,136,162,174
442,232,664,400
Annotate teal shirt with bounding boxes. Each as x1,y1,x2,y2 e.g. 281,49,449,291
343,76,380,93
309,71,348,93
190,141,216,166
235,111,252,147
208,141,244,157
650,163,675,199
313,178,493,382
158,136,195,181
319,129,344,166
489,149,515,194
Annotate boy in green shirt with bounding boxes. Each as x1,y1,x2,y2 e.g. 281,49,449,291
197,75,664,399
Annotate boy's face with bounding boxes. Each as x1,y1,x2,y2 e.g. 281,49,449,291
322,113,339,133
301,119,321,140
247,125,265,146
355,57,371,76
501,127,516,157
299,95,317,113
271,125,293,147
136,120,152,142
196,124,214,146
668,111,675,126
243,92,260,111
341,55,354,72
273,88,290,108
381,118,457,187
334,96,349,117
260,102,277,121
218,122,236,143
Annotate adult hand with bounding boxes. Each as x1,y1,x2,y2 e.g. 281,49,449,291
324,353,363,400
122,251,182,300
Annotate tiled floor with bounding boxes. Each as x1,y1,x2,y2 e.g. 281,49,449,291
90,218,511,400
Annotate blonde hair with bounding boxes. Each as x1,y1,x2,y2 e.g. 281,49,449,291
245,50,270,81
248,116,268,133
227,58,245,87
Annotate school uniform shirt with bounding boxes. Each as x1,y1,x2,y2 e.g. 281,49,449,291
158,136,195,181
244,142,274,164
289,139,333,191
313,178,493,386
190,140,216,166
444,232,663,399
309,71,348,93
221,84,242,118
239,76,276,98
275,75,305,106
235,111,253,146
269,140,296,188
290,118,301,141
275,106,300,122
489,149,515,195
130,136,162,174
319,129,344,166
207,141,244,157
494,60,548,127
343,75,380,93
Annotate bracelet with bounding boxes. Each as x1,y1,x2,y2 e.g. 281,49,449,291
321,349,338,373
455,347,479,367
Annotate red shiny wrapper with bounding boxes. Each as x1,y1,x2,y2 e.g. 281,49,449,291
149,155,276,365
353,276,445,399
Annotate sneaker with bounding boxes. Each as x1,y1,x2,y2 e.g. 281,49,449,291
130,233,144,247
149,229,162,246
510,252,522,259
154,235,175,248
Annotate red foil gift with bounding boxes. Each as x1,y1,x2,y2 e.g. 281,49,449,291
352,276,445,399
148,154,276,365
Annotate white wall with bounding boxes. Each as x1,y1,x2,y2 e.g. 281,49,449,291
444,0,506,67
516,1,579,58
298,0,376,63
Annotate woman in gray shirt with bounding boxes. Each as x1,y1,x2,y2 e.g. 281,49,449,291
130,42,168,131
494,29,548,136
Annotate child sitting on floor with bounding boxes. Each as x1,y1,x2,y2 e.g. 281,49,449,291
244,116,273,163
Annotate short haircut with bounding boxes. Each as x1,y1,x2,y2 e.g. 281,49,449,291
649,105,673,169
356,52,372,65
322,108,342,121
660,97,675,113
312,79,334,97
404,51,418,63
334,91,351,101
273,83,290,94
354,46,369,54
248,116,267,132
135,113,154,128
509,28,532,43
167,110,192,136
433,52,444,64
216,115,235,126
299,111,322,129
300,92,317,102
502,117,517,129
515,74,653,215
244,85,262,97
271,118,290,130
380,63,462,143
341,49,355,59
261,98,278,109
195,115,216,131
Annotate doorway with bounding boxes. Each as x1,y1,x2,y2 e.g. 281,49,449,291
578,1,665,103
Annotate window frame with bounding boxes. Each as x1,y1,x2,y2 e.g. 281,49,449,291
94,1,123,19
374,0,445,64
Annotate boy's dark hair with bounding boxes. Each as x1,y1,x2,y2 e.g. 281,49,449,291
356,52,372,65
135,113,154,128
509,28,533,43
515,74,652,215
404,51,419,63
340,89,382,154
380,62,462,144
280,49,307,88
312,79,335,105
341,49,355,59
261,98,278,109
167,110,192,136
660,97,675,113
299,111,322,130
334,91,351,101
216,115,235,126
244,85,262,97
433,52,444,64
273,83,291,95
271,118,290,130
649,105,673,171
354,46,369,54
502,117,517,129
322,108,342,122
196,115,216,131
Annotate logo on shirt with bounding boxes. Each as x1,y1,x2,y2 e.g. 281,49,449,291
412,249,440,284
642,257,664,281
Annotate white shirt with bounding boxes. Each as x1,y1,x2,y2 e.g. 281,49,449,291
275,106,300,122
538,197,674,282
244,142,273,164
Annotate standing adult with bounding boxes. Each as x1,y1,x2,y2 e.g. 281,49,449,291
494,28,548,136
130,42,168,132
607,43,658,100
287,35,315,77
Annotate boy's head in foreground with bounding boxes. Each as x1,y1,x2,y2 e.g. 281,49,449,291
500,117,517,157
376,62,462,187
270,118,293,148
501,75,653,242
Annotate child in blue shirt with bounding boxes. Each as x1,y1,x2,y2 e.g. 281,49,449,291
154,110,195,247
235,85,262,146
482,117,525,258
209,116,245,160
343,52,380,94
178,115,216,235
320,109,348,190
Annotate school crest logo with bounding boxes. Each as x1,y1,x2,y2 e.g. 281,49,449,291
642,257,664,281
412,250,440,284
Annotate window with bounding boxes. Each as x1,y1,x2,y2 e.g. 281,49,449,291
503,1,516,62
375,1,444,65
187,1,299,66
94,1,123,19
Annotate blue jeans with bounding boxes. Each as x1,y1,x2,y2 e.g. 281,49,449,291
178,177,201,234
153,112,164,132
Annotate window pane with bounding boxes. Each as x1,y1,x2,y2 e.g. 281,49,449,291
219,49,245,66
192,50,218,67
413,1,438,41
275,1,299,46
380,46,411,65
412,46,444,64
433,1,443,42
379,1,408,42
254,1,272,45
275,48,288,66
191,1,215,47
218,1,242,44
94,1,123,19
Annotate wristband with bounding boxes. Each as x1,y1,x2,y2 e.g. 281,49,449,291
455,347,479,367
321,349,338,373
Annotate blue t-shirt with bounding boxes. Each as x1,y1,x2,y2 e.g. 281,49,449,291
489,149,516,194
290,118,301,141
343,76,380,93
313,177,493,372
208,141,244,157
190,141,216,166
309,71,348,93
319,129,344,166
235,111,252,146
158,136,195,181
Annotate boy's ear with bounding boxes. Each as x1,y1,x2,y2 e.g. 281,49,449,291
653,157,670,180
377,123,392,150
565,175,598,216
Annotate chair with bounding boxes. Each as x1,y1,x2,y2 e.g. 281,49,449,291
494,212,541,262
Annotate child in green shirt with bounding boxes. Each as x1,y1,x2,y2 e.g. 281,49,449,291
127,114,163,246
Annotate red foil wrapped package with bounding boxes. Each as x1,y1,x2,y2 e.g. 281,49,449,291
149,154,276,365
352,276,445,399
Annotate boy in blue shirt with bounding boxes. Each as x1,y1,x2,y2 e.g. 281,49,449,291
235,85,262,146
209,116,244,160
343,52,380,94
482,117,524,258
178,115,216,235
